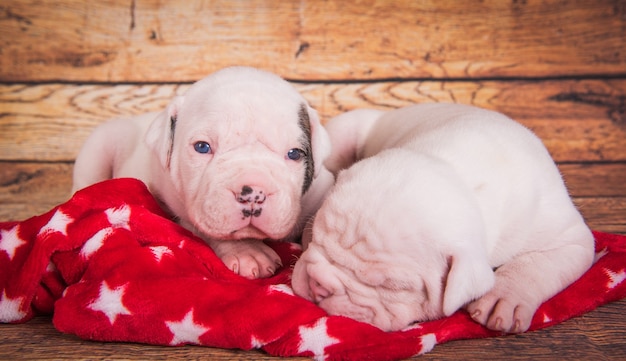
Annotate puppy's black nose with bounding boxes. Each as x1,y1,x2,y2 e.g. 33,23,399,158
240,185,253,196
237,185,266,204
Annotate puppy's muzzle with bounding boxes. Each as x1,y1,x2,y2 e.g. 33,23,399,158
237,185,266,219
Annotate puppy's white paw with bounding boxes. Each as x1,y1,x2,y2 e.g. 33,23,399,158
211,239,283,279
466,285,536,333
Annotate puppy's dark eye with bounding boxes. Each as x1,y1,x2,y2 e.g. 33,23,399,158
193,141,212,154
287,148,305,161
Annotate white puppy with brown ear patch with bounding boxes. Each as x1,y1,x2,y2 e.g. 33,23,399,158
292,103,594,333
73,66,334,279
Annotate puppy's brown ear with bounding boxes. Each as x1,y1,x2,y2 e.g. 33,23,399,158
442,253,494,316
145,96,185,169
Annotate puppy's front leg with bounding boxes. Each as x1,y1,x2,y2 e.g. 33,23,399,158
466,236,593,333
207,238,283,279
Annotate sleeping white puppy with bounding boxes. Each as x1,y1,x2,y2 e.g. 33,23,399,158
73,66,334,279
292,103,594,333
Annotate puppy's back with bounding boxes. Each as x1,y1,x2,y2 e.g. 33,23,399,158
360,103,589,262
72,112,157,193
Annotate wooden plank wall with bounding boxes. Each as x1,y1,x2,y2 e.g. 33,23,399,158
3,0,625,234
1,7,626,223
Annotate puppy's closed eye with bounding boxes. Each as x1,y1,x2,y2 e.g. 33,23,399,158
381,278,414,291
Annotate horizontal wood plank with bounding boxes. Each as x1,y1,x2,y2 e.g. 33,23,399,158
559,163,626,197
1,161,625,235
575,197,626,235
0,162,73,222
1,79,625,162
1,0,624,82
1,162,623,203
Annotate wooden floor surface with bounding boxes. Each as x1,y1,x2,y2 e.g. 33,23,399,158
1,299,626,360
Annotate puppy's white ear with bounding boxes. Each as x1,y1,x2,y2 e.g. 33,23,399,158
305,105,331,178
145,96,185,168
442,253,495,316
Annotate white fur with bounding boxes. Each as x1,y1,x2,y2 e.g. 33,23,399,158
292,103,594,332
73,66,334,279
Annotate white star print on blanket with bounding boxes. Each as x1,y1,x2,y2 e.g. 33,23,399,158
605,268,626,289
165,309,211,345
38,209,73,236
0,225,26,260
81,228,113,258
88,281,132,324
298,318,340,361
105,205,131,230
149,246,173,262
0,290,26,322
418,334,438,355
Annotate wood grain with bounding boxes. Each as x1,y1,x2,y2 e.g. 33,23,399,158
575,197,626,235
559,163,626,197
0,162,73,222
1,161,624,235
1,0,624,82
2,79,625,162
1,300,625,360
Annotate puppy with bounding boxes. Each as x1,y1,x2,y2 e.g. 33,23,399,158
292,103,594,333
73,66,334,279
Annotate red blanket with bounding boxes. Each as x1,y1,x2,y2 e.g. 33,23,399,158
1,178,625,360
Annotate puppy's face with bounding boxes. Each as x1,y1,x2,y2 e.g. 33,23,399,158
291,153,495,331
146,67,329,241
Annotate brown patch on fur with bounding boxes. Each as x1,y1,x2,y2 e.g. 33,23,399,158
298,104,314,194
